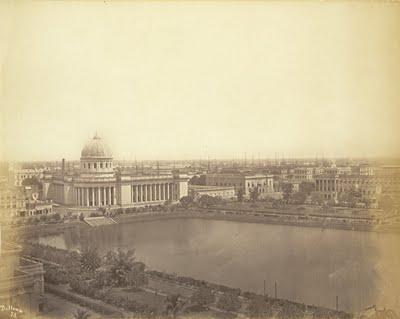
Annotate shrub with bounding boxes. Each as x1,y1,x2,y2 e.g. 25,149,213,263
191,287,215,306
216,293,241,312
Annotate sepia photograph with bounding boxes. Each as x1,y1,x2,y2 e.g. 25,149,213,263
0,1,400,318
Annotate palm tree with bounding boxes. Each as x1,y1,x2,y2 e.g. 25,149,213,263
104,249,136,286
72,308,91,319
165,294,186,318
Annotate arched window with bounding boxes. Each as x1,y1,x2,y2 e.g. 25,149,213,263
100,163,103,168
88,163,91,169
94,163,97,169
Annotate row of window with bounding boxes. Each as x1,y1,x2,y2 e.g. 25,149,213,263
83,162,112,169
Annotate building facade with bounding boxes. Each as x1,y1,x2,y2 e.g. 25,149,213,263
188,185,236,201
11,168,45,186
315,174,381,202
205,173,274,198
0,242,45,317
42,135,189,209
293,167,314,182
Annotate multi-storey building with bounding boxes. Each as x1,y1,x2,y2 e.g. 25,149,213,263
0,242,45,316
205,173,274,199
374,166,400,196
11,168,45,186
315,174,381,202
188,185,236,201
42,134,189,209
0,185,26,220
293,167,314,182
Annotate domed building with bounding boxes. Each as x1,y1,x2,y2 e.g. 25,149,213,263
42,135,189,210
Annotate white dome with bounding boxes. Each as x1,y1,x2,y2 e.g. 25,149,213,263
81,135,112,158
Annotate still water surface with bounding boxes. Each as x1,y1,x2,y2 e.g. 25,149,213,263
39,218,400,312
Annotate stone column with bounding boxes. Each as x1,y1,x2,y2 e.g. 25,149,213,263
107,187,111,206
150,184,153,201
103,187,106,206
169,183,173,200
135,186,139,202
166,183,169,200
143,185,147,202
98,188,101,206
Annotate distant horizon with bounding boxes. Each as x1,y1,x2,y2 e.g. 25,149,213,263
4,155,400,165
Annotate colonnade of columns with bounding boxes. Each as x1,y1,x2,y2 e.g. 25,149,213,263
315,179,338,192
131,183,174,203
75,186,115,207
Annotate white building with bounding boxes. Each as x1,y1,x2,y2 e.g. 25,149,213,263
42,135,189,209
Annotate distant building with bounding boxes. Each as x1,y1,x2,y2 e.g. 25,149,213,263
11,168,45,186
188,185,236,201
293,167,314,182
205,173,274,199
315,174,381,202
374,166,400,196
0,185,26,220
359,164,375,176
42,134,189,210
323,166,352,176
0,184,53,220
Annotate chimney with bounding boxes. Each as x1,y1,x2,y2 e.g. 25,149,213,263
62,158,65,178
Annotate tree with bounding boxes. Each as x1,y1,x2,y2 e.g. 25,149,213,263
198,195,222,208
22,176,42,188
104,249,136,286
216,293,241,312
179,196,193,208
189,175,206,185
290,192,307,205
127,262,148,287
338,187,361,208
247,296,273,318
299,181,315,195
52,212,61,221
191,287,215,306
72,309,90,319
282,183,294,203
249,186,260,202
80,246,101,273
165,294,185,317
237,189,244,202
310,192,324,205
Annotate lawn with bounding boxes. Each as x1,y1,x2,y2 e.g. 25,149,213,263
109,287,166,312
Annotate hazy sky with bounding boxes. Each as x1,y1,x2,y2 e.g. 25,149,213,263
1,1,399,161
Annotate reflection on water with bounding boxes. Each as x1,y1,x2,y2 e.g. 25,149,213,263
39,218,400,312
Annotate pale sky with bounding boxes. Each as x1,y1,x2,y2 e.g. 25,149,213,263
1,1,399,161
